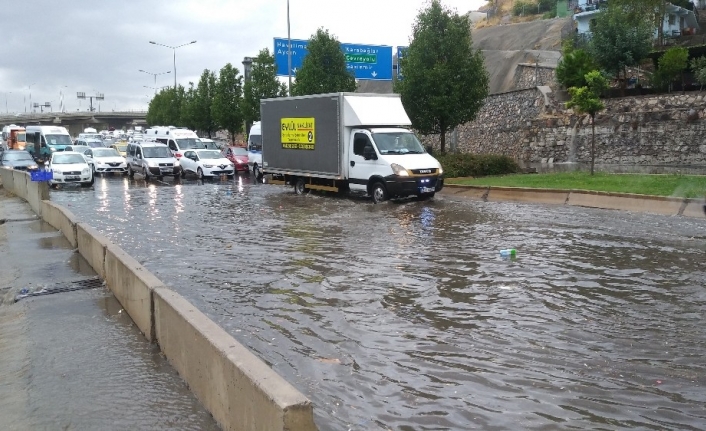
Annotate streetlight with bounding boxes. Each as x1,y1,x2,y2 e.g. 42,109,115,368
139,69,171,94
27,82,36,113
148,40,197,88
287,0,292,95
59,85,68,113
4,92,11,113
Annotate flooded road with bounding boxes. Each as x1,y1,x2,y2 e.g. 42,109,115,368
52,175,706,430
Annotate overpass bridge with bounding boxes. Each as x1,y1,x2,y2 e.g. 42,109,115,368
0,111,148,136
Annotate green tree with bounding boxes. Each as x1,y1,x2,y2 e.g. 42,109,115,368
242,48,288,131
556,49,599,89
181,82,197,130
657,47,689,92
589,3,653,93
191,69,219,137
611,0,666,44
566,71,608,175
146,85,185,126
690,56,706,90
395,0,489,153
291,28,356,96
212,63,244,144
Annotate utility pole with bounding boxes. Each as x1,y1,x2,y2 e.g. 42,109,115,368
287,0,292,95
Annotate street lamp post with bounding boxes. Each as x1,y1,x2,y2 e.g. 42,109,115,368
4,92,11,113
287,0,292,95
139,69,171,94
148,40,197,89
27,82,36,113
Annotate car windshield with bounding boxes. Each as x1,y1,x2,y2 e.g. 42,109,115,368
53,154,85,164
3,152,33,161
248,135,262,151
230,147,248,156
45,134,73,146
198,150,223,159
202,141,219,149
143,146,172,158
87,141,104,148
177,138,205,150
372,132,426,154
113,144,127,151
93,148,119,157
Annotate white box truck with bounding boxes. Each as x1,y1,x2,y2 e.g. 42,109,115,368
261,93,444,203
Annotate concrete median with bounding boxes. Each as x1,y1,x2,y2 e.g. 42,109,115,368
0,167,15,192
153,287,317,431
681,199,706,219
25,175,49,217
568,191,683,216
443,185,489,200
104,243,163,342
487,187,569,205
76,222,110,279
40,200,78,248
12,170,27,200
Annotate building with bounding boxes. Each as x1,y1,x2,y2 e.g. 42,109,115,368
573,1,700,39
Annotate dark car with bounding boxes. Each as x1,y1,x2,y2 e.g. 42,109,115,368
0,150,39,171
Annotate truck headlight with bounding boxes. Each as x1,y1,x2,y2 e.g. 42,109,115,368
391,163,409,177
438,164,444,175
50,147,56,152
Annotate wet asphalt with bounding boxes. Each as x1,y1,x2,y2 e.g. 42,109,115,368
0,191,219,431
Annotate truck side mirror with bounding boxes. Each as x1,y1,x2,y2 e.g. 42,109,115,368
363,146,377,160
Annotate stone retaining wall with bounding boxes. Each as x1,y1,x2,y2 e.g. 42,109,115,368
422,89,706,166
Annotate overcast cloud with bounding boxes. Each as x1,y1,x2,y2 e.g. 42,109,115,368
0,0,485,114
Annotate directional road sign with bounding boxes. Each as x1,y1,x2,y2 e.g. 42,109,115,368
396,46,408,80
274,38,393,81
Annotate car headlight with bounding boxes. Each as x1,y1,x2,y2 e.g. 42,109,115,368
147,161,157,167
391,163,409,177
82,168,90,175
174,160,180,166
203,164,214,168
50,147,56,152
28,165,38,170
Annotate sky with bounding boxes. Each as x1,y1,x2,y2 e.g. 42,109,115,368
0,0,486,114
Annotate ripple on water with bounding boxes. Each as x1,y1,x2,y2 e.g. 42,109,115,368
52,177,706,430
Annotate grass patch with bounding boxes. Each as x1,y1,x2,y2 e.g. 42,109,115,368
448,172,706,198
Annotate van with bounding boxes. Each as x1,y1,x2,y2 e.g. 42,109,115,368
247,121,262,177
143,126,205,159
126,141,182,180
25,125,73,156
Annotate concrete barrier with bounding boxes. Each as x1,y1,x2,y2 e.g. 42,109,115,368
681,199,706,219
0,167,14,192
25,176,49,217
76,223,110,279
487,186,569,205
12,170,27,200
568,191,683,216
444,185,489,200
40,200,78,248
153,287,317,431
104,243,163,342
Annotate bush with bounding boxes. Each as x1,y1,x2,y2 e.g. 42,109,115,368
512,0,536,16
436,153,520,178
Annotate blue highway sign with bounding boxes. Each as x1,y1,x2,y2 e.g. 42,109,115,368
274,38,393,81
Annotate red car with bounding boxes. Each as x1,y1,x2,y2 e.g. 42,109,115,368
222,146,249,172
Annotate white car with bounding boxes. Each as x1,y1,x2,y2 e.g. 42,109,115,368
49,151,93,187
88,147,128,175
180,149,234,179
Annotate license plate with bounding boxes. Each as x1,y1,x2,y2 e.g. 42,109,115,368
66,176,80,180
160,168,172,172
419,187,435,193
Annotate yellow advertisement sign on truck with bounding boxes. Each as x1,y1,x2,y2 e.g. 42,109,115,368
280,117,315,150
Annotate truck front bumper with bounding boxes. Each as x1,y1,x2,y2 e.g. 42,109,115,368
384,175,444,197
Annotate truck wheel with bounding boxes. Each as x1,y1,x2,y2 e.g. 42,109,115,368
143,167,150,181
371,182,387,204
294,177,307,195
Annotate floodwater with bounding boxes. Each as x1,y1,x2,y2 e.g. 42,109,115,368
51,174,706,430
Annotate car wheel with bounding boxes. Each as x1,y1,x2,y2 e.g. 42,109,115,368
143,167,150,180
180,168,186,179
197,167,205,179
253,164,262,180
371,181,387,204
128,165,134,178
294,177,307,195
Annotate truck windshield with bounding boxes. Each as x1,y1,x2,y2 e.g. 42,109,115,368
372,132,425,154
45,134,72,146
248,135,262,151
16,132,26,142
177,138,205,149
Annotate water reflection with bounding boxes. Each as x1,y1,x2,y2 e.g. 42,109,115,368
50,178,706,430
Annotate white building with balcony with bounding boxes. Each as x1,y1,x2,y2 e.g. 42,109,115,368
574,1,700,40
